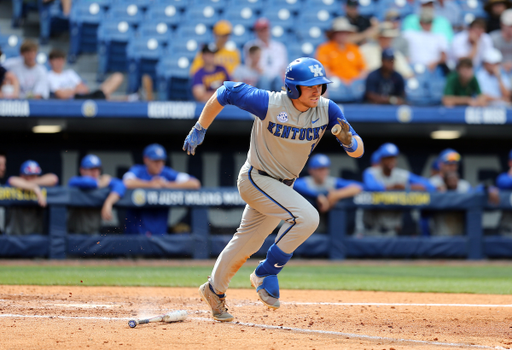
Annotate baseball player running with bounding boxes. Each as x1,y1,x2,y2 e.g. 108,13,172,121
183,57,364,322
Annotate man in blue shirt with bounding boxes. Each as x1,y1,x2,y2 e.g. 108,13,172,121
364,48,406,105
123,144,200,235
68,155,126,234
294,154,362,214
496,149,512,236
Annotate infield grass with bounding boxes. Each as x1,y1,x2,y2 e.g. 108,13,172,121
1,264,511,294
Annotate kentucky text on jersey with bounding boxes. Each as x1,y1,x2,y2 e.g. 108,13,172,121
267,122,328,140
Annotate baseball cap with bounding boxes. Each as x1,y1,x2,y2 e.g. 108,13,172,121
439,149,461,164
483,48,503,64
20,160,42,175
379,22,399,38
254,17,270,30
385,9,401,21
346,0,358,7
81,154,102,169
213,20,232,36
382,48,395,60
143,143,167,160
378,143,399,158
501,9,512,25
331,17,358,33
201,43,217,54
371,149,382,165
308,154,331,169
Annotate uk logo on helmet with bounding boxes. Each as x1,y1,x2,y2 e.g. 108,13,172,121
309,65,324,77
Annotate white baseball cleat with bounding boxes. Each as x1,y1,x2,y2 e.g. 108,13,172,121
250,272,280,309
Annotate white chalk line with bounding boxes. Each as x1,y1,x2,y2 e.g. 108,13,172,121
282,302,512,308
0,313,507,350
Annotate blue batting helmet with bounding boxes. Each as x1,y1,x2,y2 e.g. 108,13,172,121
20,160,42,175
308,154,331,169
81,154,102,169
284,57,332,100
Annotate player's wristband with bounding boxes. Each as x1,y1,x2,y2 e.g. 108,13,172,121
340,137,358,153
194,121,207,132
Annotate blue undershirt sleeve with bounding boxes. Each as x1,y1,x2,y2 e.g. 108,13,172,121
68,176,99,190
496,173,512,189
216,82,270,120
408,173,437,192
108,178,126,197
335,178,364,190
327,100,358,136
363,169,386,191
293,178,325,198
162,167,179,182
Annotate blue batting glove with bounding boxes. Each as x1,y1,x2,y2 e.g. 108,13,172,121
183,122,207,156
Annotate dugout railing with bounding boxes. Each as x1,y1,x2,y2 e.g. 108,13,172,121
0,187,511,260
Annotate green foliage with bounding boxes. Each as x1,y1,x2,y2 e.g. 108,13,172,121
1,264,511,294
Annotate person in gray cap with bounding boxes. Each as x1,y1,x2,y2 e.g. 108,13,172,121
476,48,511,105
490,8,512,74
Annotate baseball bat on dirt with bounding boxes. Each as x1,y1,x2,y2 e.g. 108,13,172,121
128,310,188,328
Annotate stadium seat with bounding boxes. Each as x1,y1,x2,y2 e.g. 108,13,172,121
97,20,134,78
106,2,144,27
229,23,253,49
357,0,377,17
39,0,69,44
137,22,172,45
327,77,356,103
305,0,340,13
168,39,201,60
0,35,21,60
184,5,220,26
174,23,213,43
229,0,263,12
224,6,258,28
127,37,164,93
287,41,316,60
269,25,294,44
191,0,226,11
427,76,447,105
269,0,302,13
297,8,333,30
76,0,112,10
405,77,430,105
156,56,193,100
69,1,105,62
295,24,327,47
114,0,152,11
260,8,296,31
376,0,414,21
154,0,190,12
145,3,183,27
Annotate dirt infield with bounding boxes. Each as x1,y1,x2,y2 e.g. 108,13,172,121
1,285,512,350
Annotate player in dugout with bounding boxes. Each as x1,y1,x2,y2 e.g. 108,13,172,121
68,155,126,234
122,144,201,236
6,160,58,235
183,57,364,322
496,149,512,236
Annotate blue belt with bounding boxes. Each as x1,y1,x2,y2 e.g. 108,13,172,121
257,170,294,187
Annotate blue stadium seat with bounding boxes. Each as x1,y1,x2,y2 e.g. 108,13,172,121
145,3,183,27
174,23,213,43
106,3,144,27
295,24,326,47
191,0,226,11
75,0,113,10
97,20,134,78
156,56,193,100
168,39,201,59
69,1,105,62
428,76,447,105
328,77,356,103
357,0,377,17
376,0,414,21
269,25,293,43
114,0,152,11
224,6,258,28
154,0,189,12
39,0,69,44
0,35,21,59
185,5,220,26
127,37,164,93
405,77,430,105
351,78,366,102
305,0,340,13
260,8,296,32
269,0,302,13
137,22,172,45
287,41,316,60
229,23,253,49
228,0,263,12
297,8,333,30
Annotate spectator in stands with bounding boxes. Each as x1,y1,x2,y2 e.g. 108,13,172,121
443,58,488,106
192,44,230,103
451,18,493,69
384,9,409,58
404,9,449,74
435,0,462,30
476,48,511,105
294,154,363,214
243,18,288,92
364,48,406,105
344,0,379,45
363,143,435,236
5,160,59,235
490,9,512,74
3,40,49,99
122,144,201,236
47,49,124,100
485,0,512,33
68,155,126,235
360,23,413,79
316,17,367,84
496,149,512,236
0,47,20,99
402,0,454,43
190,20,240,76
233,46,270,90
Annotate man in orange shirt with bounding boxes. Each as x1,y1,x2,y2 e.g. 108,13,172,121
316,17,367,83
190,20,241,76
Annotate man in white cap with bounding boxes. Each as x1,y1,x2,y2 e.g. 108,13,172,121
476,48,511,104
316,17,367,83
490,9,512,74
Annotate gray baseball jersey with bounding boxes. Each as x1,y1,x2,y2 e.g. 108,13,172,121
208,82,363,293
